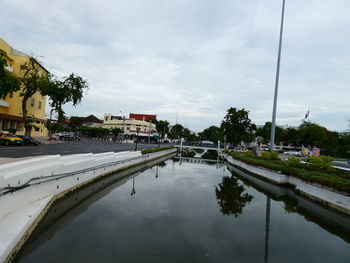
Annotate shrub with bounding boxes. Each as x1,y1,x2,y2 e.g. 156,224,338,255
226,151,350,194
308,156,333,170
141,146,174,155
286,156,305,168
245,150,256,158
261,151,279,160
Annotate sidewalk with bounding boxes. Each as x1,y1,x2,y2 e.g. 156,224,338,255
0,156,48,165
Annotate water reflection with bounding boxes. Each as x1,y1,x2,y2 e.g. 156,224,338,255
215,176,254,217
130,177,136,196
265,197,271,263
14,157,350,263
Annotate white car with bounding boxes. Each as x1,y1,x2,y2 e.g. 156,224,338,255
283,150,301,156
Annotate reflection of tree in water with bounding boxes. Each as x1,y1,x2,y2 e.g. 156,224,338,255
215,176,254,217
156,161,167,168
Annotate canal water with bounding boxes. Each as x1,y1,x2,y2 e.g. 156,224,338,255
15,157,350,263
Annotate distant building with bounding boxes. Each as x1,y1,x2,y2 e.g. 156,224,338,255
103,113,157,138
76,115,103,128
129,113,156,122
0,37,48,137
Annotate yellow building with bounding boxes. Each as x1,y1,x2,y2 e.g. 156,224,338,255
0,37,48,137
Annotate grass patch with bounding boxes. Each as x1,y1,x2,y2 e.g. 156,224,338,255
224,150,350,194
141,146,174,155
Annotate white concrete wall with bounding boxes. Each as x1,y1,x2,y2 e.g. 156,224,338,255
225,155,350,216
0,148,177,263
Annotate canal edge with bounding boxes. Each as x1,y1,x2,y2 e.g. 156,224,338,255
2,148,178,263
223,154,350,217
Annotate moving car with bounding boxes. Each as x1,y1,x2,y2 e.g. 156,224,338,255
0,132,23,146
17,135,40,146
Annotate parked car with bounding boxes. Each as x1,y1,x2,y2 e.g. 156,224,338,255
17,135,40,146
235,147,248,153
283,150,301,157
0,132,23,146
59,134,74,141
49,134,59,141
59,134,81,141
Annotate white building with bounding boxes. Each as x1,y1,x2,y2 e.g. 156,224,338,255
102,113,157,138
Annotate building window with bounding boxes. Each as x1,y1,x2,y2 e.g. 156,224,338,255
35,127,40,132
30,98,35,107
105,116,109,121
38,101,42,109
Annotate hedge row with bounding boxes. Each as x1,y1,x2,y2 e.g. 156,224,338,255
225,151,350,194
140,146,174,155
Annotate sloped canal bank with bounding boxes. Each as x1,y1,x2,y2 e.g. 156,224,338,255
13,157,350,263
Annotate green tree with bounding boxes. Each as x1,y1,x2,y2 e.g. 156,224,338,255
221,107,255,146
283,127,298,146
199,126,223,143
0,49,21,99
183,127,197,141
69,116,83,130
19,58,53,135
110,127,123,141
169,123,184,140
255,122,285,144
152,119,170,139
297,121,328,148
19,57,88,135
43,73,88,122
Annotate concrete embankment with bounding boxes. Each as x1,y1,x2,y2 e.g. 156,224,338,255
0,148,177,263
226,163,350,242
224,155,350,216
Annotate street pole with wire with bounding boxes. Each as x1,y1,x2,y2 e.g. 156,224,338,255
270,0,286,151
134,127,140,151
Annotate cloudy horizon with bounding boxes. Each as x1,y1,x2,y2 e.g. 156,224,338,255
1,0,349,132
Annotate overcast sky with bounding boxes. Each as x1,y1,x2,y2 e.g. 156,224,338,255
1,0,349,132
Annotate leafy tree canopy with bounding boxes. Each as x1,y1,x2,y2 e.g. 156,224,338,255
152,119,170,138
221,107,255,146
19,58,88,135
199,125,223,143
0,49,21,99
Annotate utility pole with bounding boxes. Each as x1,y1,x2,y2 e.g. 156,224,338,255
269,0,286,151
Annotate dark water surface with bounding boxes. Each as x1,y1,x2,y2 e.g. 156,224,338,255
15,157,350,263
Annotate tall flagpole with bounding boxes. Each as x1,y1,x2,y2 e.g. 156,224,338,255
270,0,286,151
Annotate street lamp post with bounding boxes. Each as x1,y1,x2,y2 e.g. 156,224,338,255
119,111,125,143
269,0,286,151
134,127,140,151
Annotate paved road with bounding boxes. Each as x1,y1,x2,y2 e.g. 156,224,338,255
0,139,172,158
333,161,350,170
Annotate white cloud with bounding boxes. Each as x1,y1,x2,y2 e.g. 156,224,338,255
1,0,349,131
